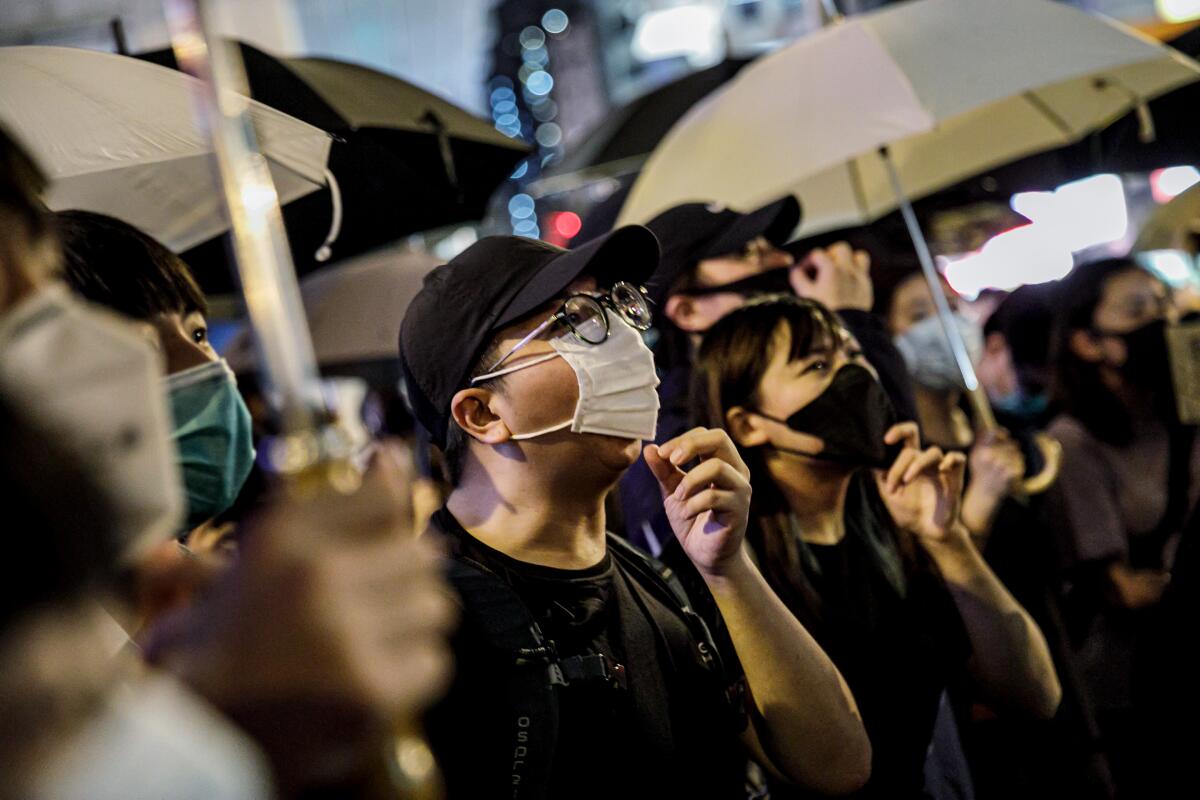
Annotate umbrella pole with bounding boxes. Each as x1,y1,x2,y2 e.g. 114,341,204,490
878,147,997,432
163,2,443,797
820,0,844,23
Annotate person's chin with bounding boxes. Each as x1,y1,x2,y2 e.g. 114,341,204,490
586,433,644,470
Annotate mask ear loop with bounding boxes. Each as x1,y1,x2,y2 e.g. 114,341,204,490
470,352,561,384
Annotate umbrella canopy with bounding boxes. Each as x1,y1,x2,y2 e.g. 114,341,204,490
140,42,529,293
619,0,1200,236
0,45,332,253
225,246,440,375
536,58,753,194
1136,183,1200,253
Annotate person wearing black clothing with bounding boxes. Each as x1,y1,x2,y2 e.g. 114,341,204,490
400,230,871,798
693,295,1061,798
618,197,916,561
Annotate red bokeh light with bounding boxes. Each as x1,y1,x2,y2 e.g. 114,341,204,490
553,211,583,239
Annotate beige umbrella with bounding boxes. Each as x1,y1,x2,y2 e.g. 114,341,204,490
1136,182,1200,252
226,247,441,373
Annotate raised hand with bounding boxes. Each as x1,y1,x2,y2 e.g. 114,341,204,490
874,422,967,542
644,427,753,578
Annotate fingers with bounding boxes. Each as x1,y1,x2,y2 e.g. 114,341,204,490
938,450,968,500
645,443,685,498
672,457,750,503
827,241,855,269
680,488,743,520
884,447,918,493
853,249,871,272
903,446,945,485
884,421,921,449
657,427,750,479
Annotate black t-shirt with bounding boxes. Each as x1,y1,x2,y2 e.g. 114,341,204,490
768,476,972,800
425,507,747,799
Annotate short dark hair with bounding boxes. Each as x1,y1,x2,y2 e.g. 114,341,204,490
55,210,207,320
0,126,55,268
440,337,505,487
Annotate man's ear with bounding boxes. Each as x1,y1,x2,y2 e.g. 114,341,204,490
664,293,709,334
726,406,769,448
450,387,513,444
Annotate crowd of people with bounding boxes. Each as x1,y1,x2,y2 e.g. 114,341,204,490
1,92,1197,800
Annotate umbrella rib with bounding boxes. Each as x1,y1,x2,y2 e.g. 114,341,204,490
1021,90,1076,143
847,156,869,220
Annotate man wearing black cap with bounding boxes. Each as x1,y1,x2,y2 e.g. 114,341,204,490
401,227,870,799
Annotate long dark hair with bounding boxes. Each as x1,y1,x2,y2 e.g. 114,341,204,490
693,295,910,629
1050,257,1159,446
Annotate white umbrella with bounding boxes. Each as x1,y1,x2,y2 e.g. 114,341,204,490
618,0,1200,474
225,246,441,373
619,0,1200,233
0,45,332,253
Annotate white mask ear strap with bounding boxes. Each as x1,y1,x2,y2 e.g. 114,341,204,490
509,419,572,441
471,352,561,383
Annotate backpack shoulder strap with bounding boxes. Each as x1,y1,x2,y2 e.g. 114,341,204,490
445,557,559,800
605,535,726,680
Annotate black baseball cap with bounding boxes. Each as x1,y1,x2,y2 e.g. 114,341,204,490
399,226,660,447
643,195,801,304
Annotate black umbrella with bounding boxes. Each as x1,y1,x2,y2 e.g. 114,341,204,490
537,58,753,194
141,42,530,293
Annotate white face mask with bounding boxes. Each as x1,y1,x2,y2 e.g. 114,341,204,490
473,316,661,442
893,312,984,392
0,285,183,561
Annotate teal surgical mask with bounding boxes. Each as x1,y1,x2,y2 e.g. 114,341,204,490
165,359,255,530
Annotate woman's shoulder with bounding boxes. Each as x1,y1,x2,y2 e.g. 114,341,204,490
1045,413,1100,454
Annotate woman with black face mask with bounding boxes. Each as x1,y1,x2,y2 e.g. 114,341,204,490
1044,257,1200,794
695,295,1060,799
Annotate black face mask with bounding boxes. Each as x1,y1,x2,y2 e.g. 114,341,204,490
687,266,794,298
1096,318,1173,397
754,364,899,468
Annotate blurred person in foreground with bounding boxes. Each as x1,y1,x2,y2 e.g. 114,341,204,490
401,230,872,798
694,295,1060,798
0,124,454,798
1043,256,1200,793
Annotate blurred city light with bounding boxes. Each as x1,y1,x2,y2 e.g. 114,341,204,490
535,122,563,147
525,71,554,96
1157,0,1200,23
632,5,724,66
543,9,570,35
552,211,583,239
508,193,535,218
943,224,1074,298
946,174,1129,298
1137,249,1198,286
1150,165,1200,204
519,26,546,51
1011,173,1128,252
